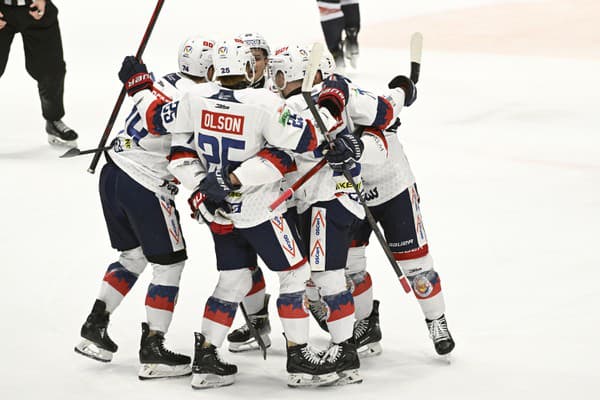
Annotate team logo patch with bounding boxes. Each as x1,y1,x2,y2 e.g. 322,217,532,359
183,45,193,57
298,48,309,57
217,46,228,56
413,275,433,298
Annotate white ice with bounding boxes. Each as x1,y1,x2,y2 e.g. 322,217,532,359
0,0,599,399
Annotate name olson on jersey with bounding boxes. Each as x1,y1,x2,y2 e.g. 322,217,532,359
201,110,245,135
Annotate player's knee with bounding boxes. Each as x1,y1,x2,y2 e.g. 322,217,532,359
312,269,347,297
146,249,187,265
277,262,310,294
346,245,367,275
213,268,253,303
119,246,147,275
150,261,184,286
398,253,435,280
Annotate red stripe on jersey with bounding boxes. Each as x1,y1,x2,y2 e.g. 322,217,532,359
257,148,294,175
146,98,166,136
393,244,429,261
169,151,199,161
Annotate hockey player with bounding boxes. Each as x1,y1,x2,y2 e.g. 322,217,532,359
317,0,360,68
74,36,216,380
124,38,344,388
346,74,456,357
238,32,270,89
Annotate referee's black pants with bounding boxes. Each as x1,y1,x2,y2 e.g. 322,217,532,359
0,0,66,121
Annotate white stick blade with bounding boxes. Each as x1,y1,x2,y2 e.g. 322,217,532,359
302,42,325,93
410,32,423,63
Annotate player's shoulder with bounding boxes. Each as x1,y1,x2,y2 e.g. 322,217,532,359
238,87,283,109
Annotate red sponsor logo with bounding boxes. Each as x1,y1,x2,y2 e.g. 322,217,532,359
201,110,245,135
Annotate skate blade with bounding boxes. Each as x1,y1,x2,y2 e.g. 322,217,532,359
358,341,382,358
287,372,339,388
138,363,192,380
48,134,77,148
335,369,363,385
228,335,271,353
191,373,235,389
74,339,113,363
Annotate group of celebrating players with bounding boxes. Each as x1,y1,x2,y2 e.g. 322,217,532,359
73,30,455,389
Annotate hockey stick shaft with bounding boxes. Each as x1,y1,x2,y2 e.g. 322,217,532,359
239,302,268,360
61,145,112,158
87,0,166,174
268,158,327,212
303,43,411,293
410,32,423,84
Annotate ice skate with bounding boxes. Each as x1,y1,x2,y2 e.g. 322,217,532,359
138,322,191,380
74,300,118,362
343,28,359,69
192,333,237,389
286,342,339,387
227,294,271,352
354,300,382,358
322,339,362,385
427,314,455,356
46,119,78,148
331,42,345,72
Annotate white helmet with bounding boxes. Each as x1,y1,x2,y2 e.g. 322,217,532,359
319,48,336,79
178,36,215,78
212,39,256,82
269,44,311,90
238,32,271,56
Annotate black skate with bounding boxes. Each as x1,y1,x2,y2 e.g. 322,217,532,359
138,322,191,380
74,300,118,362
322,338,362,385
354,300,382,358
287,342,339,387
426,314,455,356
192,333,237,389
331,42,345,70
227,294,271,352
46,120,78,148
343,27,359,69
308,298,329,332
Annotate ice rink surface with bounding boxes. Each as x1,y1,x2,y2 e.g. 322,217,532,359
1,0,599,399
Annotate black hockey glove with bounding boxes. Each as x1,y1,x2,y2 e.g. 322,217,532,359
197,166,241,203
317,75,350,119
324,129,364,172
388,75,417,107
118,56,153,96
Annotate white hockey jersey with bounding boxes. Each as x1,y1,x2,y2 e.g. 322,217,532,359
107,73,197,197
359,88,416,207
132,82,331,228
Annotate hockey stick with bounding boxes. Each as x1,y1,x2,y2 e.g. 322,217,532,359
60,145,112,158
410,32,423,84
303,42,411,293
87,0,165,174
239,303,268,360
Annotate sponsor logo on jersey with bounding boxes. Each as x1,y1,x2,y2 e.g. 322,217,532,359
364,187,379,201
335,180,362,190
275,46,288,55
278,108,291,126
230,203,242,213
201,110,245,135
310,208,327,271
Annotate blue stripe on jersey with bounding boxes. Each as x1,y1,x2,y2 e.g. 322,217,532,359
372,96,394,129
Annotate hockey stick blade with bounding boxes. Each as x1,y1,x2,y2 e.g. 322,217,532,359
239,303,267,360
60,146,112,158
410,32,423,84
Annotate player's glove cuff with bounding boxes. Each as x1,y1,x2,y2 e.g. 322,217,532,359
388,75,417,107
